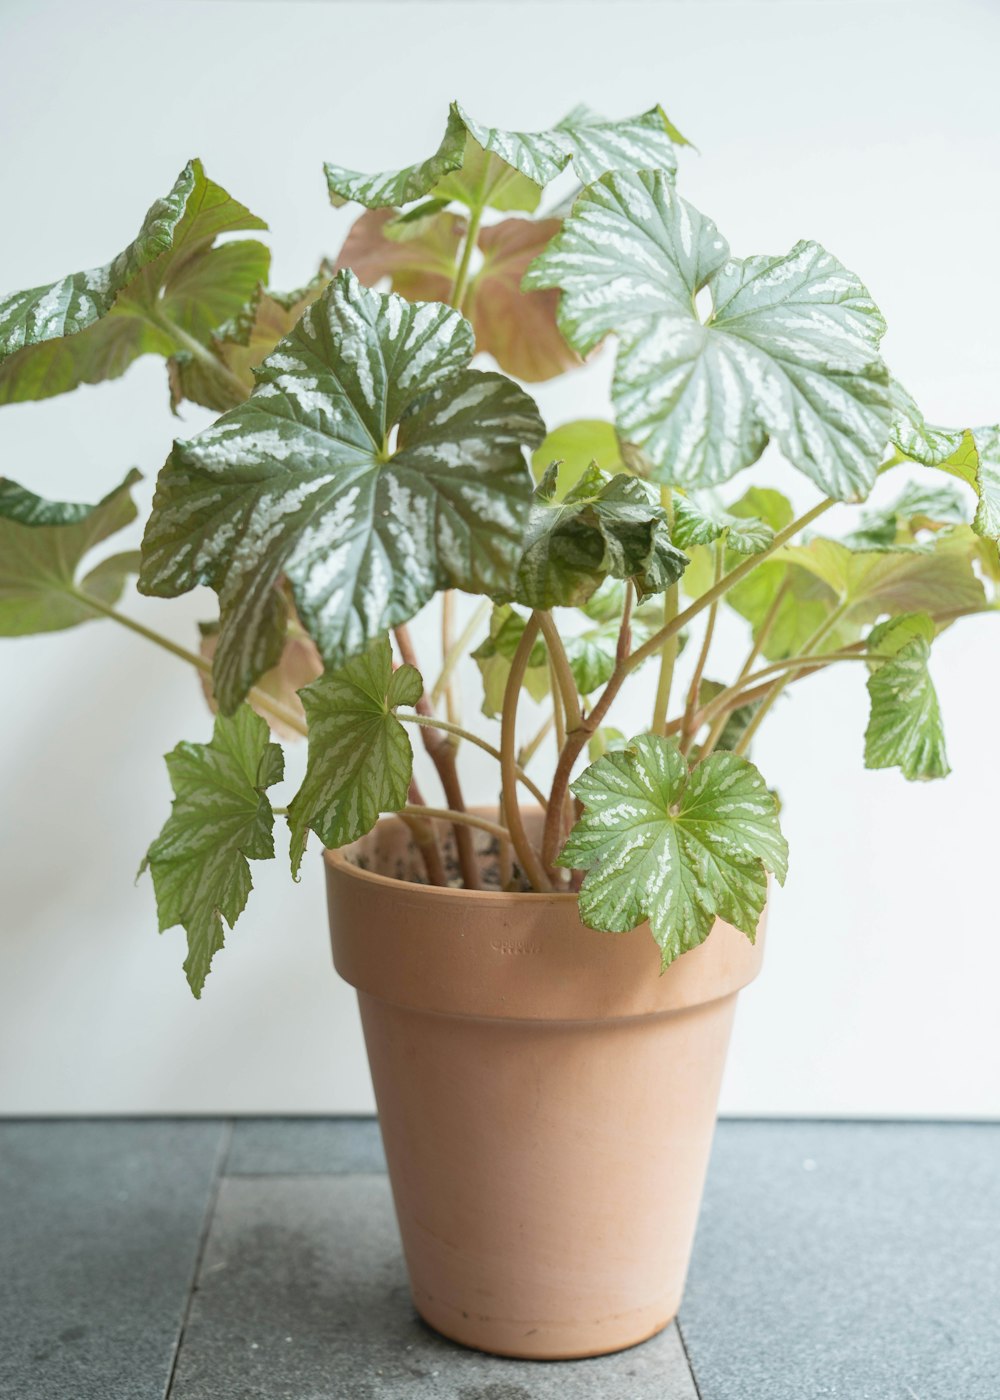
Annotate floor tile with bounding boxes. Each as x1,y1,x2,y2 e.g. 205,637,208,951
226,1116,385,1175
169,1174,698,1399
0,1119,226,1400
681,1121,1000,1399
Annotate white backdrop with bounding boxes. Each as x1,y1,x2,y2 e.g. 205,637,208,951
1,0,998,1117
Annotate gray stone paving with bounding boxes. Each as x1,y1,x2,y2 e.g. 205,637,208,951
1,1118,997,1398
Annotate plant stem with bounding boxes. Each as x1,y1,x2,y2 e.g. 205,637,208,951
401,805,511,847
679,541,723,752
449,203,484,308
430,597,489,708
71,590,309,737
652,488,678,734
440,590,460,727
150,312,250,404
500,614,553,892
732,604,850,757
399,781,448,887
538,611,582,732
398,712,548,808
394,624,481,890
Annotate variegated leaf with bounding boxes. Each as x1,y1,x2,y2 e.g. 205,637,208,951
672,493,774,556
0,161,268,404
531,418,625,497
890,381,1000,542
843,479,970,549
325,105,469,209
199,618,322,742
0,470,141,634
456,102,684,187
559,735,787,967
287,637,422,873
864,613,949,780
140,270,544,712
514,463,687,609
141,706,284,997
525,171,892,499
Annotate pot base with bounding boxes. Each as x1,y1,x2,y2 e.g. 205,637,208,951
413,1297,677,1362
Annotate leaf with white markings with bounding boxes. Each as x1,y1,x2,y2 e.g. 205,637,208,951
531,419,625,498
287,637,422,873
141,706,284,997
0,470,141,634
0,161,268,404
890,382,1000,542
559,735,787,967
864,613,949,780
139,269,544,712
843,478,970,549
326,101,688,214
672,493,774,556
525,171,892,498
514,463,687,609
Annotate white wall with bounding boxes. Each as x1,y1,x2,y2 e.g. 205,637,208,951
1,0,998,1118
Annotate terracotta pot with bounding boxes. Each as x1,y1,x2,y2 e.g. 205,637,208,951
325,813,765,1360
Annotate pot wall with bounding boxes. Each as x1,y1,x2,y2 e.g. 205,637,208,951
325,817,765,1360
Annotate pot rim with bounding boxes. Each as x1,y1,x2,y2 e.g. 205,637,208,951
323,842,579,906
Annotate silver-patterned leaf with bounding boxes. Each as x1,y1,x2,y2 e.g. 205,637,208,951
514,463,687,609
525,171,892,499
559,735,787,967
140,706,284,997
456,102,684,187
471,604,550,717
0,160,268,404
139,270,544,712
0,470,141,634
325,105,469,209
672,493,774,556
864,614,949,780
890,381,1000,542
287,636,422,873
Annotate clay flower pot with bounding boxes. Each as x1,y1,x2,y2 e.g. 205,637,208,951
325,814,765,1361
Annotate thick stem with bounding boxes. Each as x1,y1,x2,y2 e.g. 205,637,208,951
500,615,553,892
440,589,460,728
402,778,447,886
402,804,511,846
652,489,678,734
538,611,582,732
679,541,723,752
394,624,481,890
449,203,484,308
398,712,548,808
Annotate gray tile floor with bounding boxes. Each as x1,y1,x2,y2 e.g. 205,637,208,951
1,1119,997,1399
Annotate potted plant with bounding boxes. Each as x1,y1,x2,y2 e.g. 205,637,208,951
1,102,996,1360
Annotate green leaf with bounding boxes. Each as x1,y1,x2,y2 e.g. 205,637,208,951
864,616,949,781
141,707,284,997
0,470,141,634
564,620,619,695
471,604,550,717
0,160,268,404
776,534,986,623
843,478,970,549
140,269,544,712
890,383,1000,543
559,735,787,967
531,419,624,497
672,493,774,556
725,557,846,659
287,636,422,873
514,463,687,609
431,134,543,215
169,262,333,413
325,105,469,209
525,171,891,498
456,102,684,187
199,614,321,742
588,725,627,763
